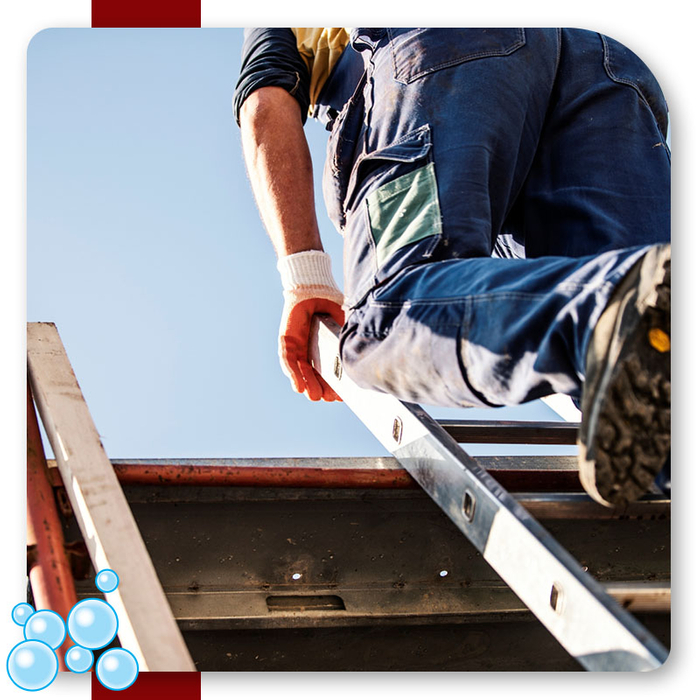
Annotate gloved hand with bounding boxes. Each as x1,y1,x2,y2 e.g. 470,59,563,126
277,251,345,401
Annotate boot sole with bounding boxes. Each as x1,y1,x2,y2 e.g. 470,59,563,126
578,250,671,507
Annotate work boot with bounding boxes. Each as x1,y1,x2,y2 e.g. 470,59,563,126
578,244,671,507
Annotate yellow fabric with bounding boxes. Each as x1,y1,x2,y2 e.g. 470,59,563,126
291,28,351,115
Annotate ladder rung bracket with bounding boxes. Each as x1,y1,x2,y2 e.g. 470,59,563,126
309,315,668,671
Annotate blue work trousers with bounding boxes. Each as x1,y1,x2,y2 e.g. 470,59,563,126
320,28,670,408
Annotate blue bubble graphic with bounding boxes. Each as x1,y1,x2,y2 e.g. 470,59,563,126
7,640,58,691
65,645,94,674
67,598,118,650
12,602,35,626
95,569,119,593
24,610,66,650
96,648,139,691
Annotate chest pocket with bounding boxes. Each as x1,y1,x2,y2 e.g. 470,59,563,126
388,28,526,84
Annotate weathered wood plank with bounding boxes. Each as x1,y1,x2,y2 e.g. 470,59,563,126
27,322,195,671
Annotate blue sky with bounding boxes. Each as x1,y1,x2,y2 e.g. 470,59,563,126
27,28,570,460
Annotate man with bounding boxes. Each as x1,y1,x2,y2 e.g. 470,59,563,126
234,28,671,507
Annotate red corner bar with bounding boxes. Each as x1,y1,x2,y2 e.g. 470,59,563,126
92,0,201,28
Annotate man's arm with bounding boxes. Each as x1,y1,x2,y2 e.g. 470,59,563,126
239,86,345,402
240,86,322,257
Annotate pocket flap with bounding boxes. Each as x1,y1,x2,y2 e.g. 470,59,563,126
360,124,432,165
345,125,433,213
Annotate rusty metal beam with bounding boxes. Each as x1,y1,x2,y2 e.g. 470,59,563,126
44,457,668,519
46,456,582,492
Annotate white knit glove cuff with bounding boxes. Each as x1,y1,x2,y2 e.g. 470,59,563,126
277,250,341,293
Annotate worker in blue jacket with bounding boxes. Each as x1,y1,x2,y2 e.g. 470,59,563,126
234,28,671,508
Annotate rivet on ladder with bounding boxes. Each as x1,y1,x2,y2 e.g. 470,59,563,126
392,417,403,444
463,490,476,522
550,582,564,614
333,355,343,380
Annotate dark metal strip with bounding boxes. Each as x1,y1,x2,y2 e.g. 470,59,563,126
439,420,579,444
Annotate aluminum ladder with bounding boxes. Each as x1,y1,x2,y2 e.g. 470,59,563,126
308,315,669,671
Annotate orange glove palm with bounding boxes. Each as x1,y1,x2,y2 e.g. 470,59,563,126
277,251,345,402
279,290,345,401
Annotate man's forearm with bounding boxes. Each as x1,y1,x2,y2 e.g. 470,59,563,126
240,85,344,402
240,86,323,257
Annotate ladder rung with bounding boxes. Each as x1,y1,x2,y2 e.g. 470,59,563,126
439,419,579,444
